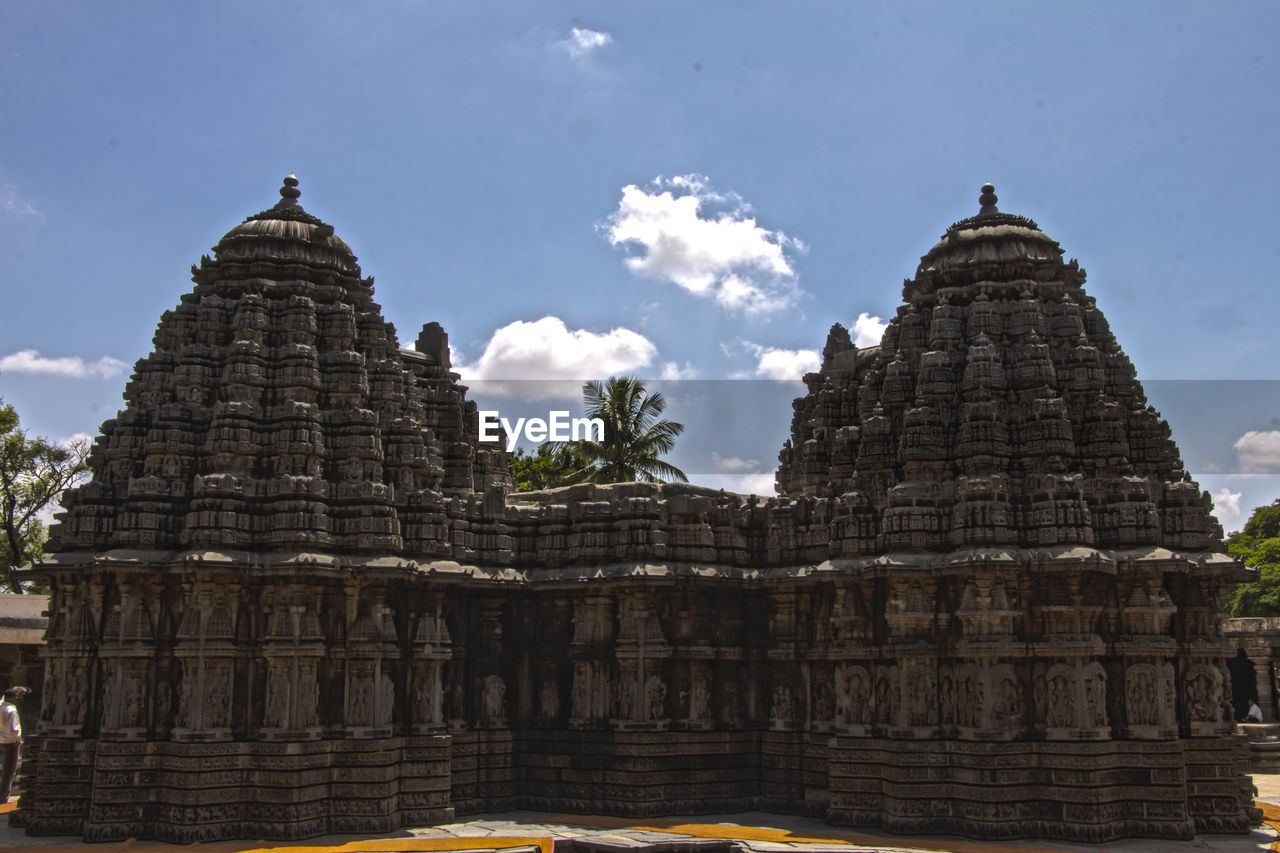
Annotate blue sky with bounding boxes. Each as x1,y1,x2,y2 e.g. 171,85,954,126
1,1,1277,530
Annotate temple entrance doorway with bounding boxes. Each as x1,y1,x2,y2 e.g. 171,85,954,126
1228,647,1257,721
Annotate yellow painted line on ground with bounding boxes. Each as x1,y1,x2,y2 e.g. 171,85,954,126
0,835,552,853
1257,800,1280,852
535,815,1088,853
229,836,553,853
19,807,1279,853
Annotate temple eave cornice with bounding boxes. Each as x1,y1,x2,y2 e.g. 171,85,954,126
27,545,1247,585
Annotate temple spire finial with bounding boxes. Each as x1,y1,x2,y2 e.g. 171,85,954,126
279,173,301,204
979,182,998,215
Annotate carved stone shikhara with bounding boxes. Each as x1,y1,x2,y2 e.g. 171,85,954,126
16,179,1257,843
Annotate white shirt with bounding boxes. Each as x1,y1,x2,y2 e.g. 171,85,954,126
0,701,20,744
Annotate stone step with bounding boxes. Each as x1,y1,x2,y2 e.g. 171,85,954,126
1238,722,1280,741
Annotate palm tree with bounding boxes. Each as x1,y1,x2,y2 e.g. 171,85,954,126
572,377,688,484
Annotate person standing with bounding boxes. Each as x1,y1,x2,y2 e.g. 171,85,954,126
0,687,23,802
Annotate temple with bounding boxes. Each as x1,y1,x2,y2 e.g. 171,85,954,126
15,178,1258,843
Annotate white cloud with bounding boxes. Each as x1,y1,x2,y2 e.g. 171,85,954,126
558,27,612,60
1212,488,1244,531
660,361,698,380
57,432,95,448
602,175,805,316
0,172,38,218
755,347,819,380
453,316,657,400
692,472,777,496
1234,431,1280,474
711,452,761,473
852,312,887,348
734,340,819,380
0,349,127,379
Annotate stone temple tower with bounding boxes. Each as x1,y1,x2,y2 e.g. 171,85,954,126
17,180,1257,843
778,182,1221,551
49,175,511,559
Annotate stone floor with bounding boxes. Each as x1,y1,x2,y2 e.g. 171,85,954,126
1,790,1278,853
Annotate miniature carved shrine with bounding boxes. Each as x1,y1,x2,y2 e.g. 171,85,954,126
16,178,1258,843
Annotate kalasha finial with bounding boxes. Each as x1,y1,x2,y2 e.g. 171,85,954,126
279,174,301,203
979,182,998,214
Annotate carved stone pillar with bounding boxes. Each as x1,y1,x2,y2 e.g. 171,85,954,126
172,579,239,742
611,590,670,730
342,586,398,738
40,578,101,738
569,594,612,728
474,600,507,729
885,577,947,738
1254,657,1275,721
682,658,713,729
767,590,799,732
1031,575,1109,740
1116,576,1178,739
98,578,154,741
259,586,325,740
409,594,450,734
823,581,874,736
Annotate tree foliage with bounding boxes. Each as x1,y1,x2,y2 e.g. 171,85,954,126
509,443,590,491
0,400,90,594
571,377,687,484
1226,500,1280,616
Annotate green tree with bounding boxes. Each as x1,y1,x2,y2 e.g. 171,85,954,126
509,442,590,491
572,377,688,484
0,401,90,594
1226,499,1280,616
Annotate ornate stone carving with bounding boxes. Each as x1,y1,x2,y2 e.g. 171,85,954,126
480,673,506,728
1183,663,1229,736
19,179,1255,844
1124,662,1177,738
611,591,670,730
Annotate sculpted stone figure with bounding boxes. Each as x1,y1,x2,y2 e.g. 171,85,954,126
1041,665,1076,729
120,672,142,729
689,671,710,723
720,679,743,727
264,672,288,729
1082,663,1107,729
645,675,666,721
904,665,935,727
615,672,636,720
771,683,793,725
1126,664,1161,728
377,674,394,727
482,674,506,727
351,678,372,727
570,664,590,720
411,672,430,722
539,679,558,719
205,665,231,728
939,674,955,726
176,673,197,730
297,671,320,729
812,678,834,725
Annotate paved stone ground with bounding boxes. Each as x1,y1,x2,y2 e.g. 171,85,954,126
2,786,1279,853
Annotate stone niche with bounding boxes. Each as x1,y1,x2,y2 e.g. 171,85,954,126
15,178,1257,843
